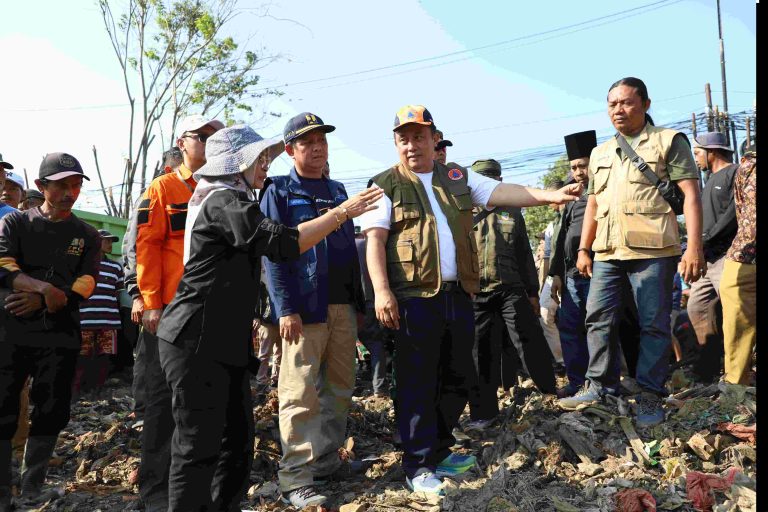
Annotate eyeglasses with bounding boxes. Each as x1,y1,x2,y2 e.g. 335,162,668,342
181,132,210,143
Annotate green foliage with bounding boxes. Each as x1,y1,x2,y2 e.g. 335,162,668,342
99,0,282,216
524,154,569,247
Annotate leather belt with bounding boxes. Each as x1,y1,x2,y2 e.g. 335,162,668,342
439,281,460,292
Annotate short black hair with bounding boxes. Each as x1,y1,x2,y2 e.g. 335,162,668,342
163,147,183,169
609,77,653,125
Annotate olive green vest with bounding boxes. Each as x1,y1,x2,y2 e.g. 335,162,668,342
590,124,683,260
474,206,525,293
371,162,479,299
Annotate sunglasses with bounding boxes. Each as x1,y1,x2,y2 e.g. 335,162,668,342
182,132,210,143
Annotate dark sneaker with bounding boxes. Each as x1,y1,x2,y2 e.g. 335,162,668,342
314,459,374,483
435,453,476,477
635,392,665,428
281,485,328,508
406,471,444,495
556,383,581,399
452,428,471,448
558,384,602,410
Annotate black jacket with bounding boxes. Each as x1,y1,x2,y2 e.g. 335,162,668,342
157,189,299,367
549,192,590,280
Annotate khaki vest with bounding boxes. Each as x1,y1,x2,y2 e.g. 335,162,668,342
475,207,525,293
590,124,683,261
371,162,479,299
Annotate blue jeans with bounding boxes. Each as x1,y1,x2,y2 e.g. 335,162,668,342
558,275,591,388
585,257,676,395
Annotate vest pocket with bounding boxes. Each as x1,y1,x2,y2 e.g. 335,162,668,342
392,197,421,224
627,159,659,186
453,192,473,211
592,166,611,195
591,203,611,252
620,201,677,249
387,240,416,282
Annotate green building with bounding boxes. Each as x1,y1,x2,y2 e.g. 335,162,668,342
73,209,129,258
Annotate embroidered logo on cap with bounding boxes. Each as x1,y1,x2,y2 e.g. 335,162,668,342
448,168,463,181
59,154,77,168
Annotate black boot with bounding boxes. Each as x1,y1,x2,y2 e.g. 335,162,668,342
20,436,58,499
0,440,12,512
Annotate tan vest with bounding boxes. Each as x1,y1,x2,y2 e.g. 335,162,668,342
590,124,684,261
371,162,479,299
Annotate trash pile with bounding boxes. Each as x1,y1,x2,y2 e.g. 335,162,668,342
11,367,756,512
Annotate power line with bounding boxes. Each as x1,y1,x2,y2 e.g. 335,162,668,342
253,0,681,92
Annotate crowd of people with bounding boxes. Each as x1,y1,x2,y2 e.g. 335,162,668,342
0,75,757,511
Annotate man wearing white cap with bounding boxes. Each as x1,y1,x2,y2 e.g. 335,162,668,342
135,114,223,511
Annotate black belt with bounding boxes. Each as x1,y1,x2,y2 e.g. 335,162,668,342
439,281,461,292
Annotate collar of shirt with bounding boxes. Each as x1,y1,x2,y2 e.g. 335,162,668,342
178,163,194,181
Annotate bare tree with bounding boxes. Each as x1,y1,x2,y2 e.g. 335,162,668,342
98,0,281,217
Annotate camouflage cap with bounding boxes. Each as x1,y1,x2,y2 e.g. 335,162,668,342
472,159,502,178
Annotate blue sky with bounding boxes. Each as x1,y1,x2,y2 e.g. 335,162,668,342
0,0,755,212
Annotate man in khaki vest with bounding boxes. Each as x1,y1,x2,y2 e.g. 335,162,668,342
467,159,557,432
559,77,705,427
359,105,581,495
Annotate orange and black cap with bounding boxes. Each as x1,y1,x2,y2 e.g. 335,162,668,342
393,105,434,131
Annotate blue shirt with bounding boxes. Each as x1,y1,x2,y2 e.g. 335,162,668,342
0,203,17,219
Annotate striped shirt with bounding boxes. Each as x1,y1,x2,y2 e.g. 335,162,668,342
79,257,124,330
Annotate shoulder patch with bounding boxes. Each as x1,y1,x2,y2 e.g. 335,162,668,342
448,168,464,181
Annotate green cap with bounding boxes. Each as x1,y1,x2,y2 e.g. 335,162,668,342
472,159,501,177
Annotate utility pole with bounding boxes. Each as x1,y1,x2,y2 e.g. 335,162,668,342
716,0,739,161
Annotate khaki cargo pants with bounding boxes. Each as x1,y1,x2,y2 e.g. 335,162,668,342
277,304,357,492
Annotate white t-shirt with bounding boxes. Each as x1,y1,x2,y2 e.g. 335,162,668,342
358,168,500,281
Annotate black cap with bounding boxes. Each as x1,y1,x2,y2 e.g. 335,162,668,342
283,112,336,144
435,139,453,151
24,189,44,201
0,153,13,170
39,153,90,181
98,229,119,241
564,130,597,161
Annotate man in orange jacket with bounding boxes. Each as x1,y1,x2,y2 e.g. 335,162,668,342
135,114,222,511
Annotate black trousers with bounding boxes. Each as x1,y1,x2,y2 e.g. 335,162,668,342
158,317,254,512
394,289,476,479
0,343,77,489
470,289,557,420
138,330,174,511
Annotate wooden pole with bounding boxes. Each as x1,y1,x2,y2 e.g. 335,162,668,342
691,113,698,139
22,168,29,188
705,83,714,132
91,145,114,216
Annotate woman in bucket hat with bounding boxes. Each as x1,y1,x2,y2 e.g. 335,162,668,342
155,124,382,511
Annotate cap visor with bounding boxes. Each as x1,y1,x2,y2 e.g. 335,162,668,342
0,162,14,170
393,120,433,132
286,124,336,143
102,235,119,241
44,171,90,181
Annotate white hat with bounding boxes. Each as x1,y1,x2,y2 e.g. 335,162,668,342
176,114,221,139
4,171,25,189
193,125,285,179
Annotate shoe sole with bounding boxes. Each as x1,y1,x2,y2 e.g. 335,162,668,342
557,399,597,411
406,479,445,496
280,496,328,507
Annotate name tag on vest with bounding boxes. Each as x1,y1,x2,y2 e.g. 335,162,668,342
288,198,312,206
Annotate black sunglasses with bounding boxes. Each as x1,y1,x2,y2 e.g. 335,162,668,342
182,132,210,143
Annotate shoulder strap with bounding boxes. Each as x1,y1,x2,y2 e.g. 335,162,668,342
615,134,661,186
473,208,493,226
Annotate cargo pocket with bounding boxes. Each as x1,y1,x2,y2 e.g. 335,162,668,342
591,203,611,252
621,201,677,249
166,203,188,234
592,165,611,195
392,190,421,226
387,239,416,282
453,192,473,211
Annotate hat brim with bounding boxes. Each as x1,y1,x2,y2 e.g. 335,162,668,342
694,143,734,153
393,120,433,132
43,171,90,181
0,162,14,170
435,140,453,150
284,124,336,144
194,137,285,179
101,235,119,241
176,119,222,139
